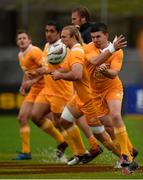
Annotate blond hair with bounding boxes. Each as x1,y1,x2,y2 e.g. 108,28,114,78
63,25,84,45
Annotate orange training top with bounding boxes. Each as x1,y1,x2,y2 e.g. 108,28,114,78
18,44,44,89
42,40,73,101
84,42,123,95
64,43,92,106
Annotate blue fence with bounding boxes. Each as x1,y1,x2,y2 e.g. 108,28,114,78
124,85,143,114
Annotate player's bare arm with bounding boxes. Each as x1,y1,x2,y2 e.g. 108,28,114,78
96,63,119,79
89,35,127,66
26,67,53,78
99,68,119,79
52,63,83,81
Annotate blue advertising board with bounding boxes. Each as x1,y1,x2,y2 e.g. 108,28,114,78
124,85,143,114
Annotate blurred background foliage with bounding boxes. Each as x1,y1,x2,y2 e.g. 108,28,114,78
1,0,143,47
2,0,143,15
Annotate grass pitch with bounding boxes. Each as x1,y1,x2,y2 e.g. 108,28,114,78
0,115,143,179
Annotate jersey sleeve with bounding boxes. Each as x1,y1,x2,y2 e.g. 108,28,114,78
84,44,99,61
85,50,99,61
70,48,85,66
31,48,43,66
110,50,123,71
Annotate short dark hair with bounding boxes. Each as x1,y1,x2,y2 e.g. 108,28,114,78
72,6,91,22
90,22,108,34
16,29,31,39
45,21,62,32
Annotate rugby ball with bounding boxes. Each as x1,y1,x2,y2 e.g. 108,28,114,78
48,42,67,64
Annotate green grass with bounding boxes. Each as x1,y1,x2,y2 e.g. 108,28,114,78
0,115,143,179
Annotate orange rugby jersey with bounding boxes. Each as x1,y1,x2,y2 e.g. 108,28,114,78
84,42,123,94
64,43,92,106
42,40,73,100
18,44,44,89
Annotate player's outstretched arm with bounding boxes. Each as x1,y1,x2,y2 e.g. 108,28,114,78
89,35,127,66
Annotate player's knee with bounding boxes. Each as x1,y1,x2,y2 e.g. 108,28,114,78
110,112,121,121
60,118,74,129
54,120,62,130
60,107,76,129
17,114,25,121
61,107,75,122
17,114,28,126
